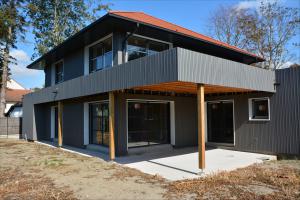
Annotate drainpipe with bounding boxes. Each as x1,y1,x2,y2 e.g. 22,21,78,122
122,23,140,63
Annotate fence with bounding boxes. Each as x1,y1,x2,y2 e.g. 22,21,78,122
0,117,22,139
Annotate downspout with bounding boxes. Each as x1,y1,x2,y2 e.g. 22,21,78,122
122,23,140,63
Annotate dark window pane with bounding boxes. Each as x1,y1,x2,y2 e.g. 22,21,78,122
89,37,112,72
128,102,170,148
55,61,64,84
127,36,169,61
252,99,269,119
148,40,169,55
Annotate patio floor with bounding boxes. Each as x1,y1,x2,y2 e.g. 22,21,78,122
37,141,276,181
116,146,277,181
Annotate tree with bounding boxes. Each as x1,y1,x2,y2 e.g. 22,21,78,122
208,5,247,49
208,1,300,69
27,0,110,58
0,0,26,117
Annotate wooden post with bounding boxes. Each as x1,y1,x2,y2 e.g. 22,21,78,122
109,92,115,160
58,101,63,147
197,84,205,169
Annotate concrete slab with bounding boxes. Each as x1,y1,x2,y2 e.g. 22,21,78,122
36,141,276,181
116,147,276,181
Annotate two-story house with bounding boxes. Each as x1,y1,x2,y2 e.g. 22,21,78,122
22,11,299,169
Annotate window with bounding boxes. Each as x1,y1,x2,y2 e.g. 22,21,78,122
89,37,112,73
248,98,270,120
89,102,109,146
127,35,170,62
55,61,64,84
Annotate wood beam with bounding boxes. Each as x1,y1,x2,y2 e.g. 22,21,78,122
197,84,205,169
109,92,115,160
58,101,63,148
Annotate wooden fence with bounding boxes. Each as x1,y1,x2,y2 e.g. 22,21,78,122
0,117,22,138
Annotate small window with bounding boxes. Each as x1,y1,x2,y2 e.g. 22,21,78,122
248,98,270,121
89,36,112,73
55,61,64,84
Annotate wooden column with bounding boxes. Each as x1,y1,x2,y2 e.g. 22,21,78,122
109,92,115,160
197,84,205,169
58,101,63,147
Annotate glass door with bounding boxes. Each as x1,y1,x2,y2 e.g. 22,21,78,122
128,101,170,148
89,102,109,146
207,101,234,144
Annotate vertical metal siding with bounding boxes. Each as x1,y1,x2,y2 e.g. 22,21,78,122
177,48,275,92
206,67,300,155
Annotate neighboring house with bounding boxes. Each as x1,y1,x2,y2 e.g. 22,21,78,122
22,11,299,167
5,79,31,115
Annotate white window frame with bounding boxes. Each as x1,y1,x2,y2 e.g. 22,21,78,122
51,59,64,85
84,33,113,75
125,33,173,62
248,97,271,121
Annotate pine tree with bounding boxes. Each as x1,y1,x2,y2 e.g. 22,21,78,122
0,0,26,117
27,0,110,58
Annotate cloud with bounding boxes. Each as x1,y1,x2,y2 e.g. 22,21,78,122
235,0,284,11
9,49,41,77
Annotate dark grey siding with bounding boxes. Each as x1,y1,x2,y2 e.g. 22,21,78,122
177,48,275,92
63,102,84,148
33,104,51,141
206,67,300,155
115,93,197,156
63,49,84,81
44,66,52,87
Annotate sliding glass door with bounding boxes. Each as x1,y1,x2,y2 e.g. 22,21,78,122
89,102,109,146
128,101,170,148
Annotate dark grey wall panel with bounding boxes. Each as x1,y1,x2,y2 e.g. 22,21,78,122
63,49,84,81
63,102,84,148
44,66,52,87
177,48,275,92
206,67,300,155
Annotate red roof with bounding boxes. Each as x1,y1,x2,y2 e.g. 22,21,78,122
109,11,263,60
6,89,31,102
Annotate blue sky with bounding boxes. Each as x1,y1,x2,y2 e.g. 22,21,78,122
11,0,300,89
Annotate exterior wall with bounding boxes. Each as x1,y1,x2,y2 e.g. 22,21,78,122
206,67,300,155
44,49,85,87
63,102,84,148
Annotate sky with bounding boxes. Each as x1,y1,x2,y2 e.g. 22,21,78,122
11,0,300,89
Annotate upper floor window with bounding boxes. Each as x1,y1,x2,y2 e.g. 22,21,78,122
55,60,64,84
89,36,112,73
248,97,270,121
127,35,170,62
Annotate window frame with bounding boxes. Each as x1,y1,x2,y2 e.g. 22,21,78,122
53,59,64,84
125,33,173,62
248,97,271,121
84,33,113,74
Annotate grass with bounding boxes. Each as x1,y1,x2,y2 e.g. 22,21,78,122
0,168,77,200
165,161,300,200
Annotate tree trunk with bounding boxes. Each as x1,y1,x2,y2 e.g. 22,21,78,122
0,27,11,117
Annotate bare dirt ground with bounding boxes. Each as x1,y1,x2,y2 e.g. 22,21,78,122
0,139,299,200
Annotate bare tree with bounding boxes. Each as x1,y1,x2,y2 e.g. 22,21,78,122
208,1,300,70
208,5,247,48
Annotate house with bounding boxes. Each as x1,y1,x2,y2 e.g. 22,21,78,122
22,11,300,169
5,79,31,116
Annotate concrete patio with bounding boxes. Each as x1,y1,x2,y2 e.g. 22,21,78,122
37,141,276,181
116,145,277,180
